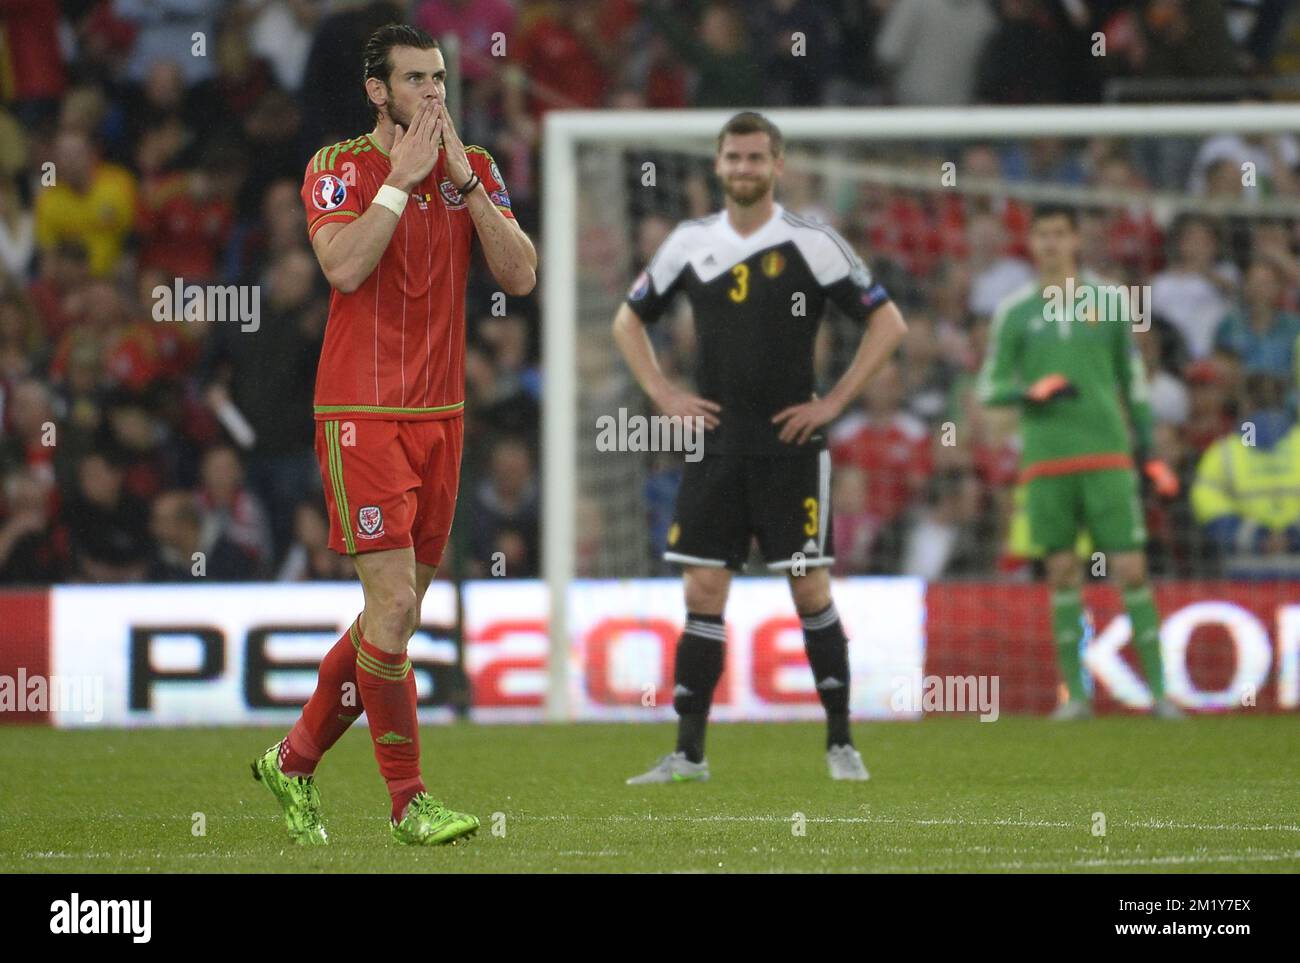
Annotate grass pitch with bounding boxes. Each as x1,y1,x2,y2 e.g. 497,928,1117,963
1,717,1296,873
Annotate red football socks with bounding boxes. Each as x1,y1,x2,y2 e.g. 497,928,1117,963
281,617,366,777
355,634,425,821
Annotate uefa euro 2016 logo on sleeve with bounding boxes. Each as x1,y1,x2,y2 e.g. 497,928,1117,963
312,174,347,211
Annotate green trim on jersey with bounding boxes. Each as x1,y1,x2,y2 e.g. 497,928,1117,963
313,138,353,173
311,136,378,172
308,209,360,236
314,401,465,416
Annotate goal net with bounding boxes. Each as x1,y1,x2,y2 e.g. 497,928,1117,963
541,106,1300,720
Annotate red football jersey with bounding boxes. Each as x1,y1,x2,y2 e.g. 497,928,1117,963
830,412,935,523
300,132,515,421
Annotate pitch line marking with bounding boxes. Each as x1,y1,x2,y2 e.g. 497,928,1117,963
514,814,1300,833
14,812,1300,834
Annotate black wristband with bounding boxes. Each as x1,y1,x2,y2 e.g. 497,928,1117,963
457,173,481,198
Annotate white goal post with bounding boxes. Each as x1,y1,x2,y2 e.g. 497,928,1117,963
539,103,1300,721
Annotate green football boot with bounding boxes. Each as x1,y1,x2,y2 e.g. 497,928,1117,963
390,792,479,846
250,741,329,846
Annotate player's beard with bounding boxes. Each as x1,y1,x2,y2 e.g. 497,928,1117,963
384,89,432,131
386,99,414,130
723,173,773,207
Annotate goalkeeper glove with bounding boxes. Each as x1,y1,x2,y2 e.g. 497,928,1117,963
1023,373,1077,404
1142,458,1181,499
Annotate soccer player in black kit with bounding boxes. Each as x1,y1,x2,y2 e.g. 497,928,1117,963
613,113,908,782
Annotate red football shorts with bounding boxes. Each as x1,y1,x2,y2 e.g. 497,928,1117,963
314,417,464,567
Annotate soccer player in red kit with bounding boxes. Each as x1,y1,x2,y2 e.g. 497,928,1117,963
251,23,536,847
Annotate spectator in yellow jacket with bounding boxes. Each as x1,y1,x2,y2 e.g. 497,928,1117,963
1191,373,1300,575
34,130,136,278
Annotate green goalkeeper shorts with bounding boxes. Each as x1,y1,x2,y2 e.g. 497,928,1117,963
1025,467,1146,555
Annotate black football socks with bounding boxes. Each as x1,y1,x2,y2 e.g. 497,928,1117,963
673,613,726,763
801,603,852,748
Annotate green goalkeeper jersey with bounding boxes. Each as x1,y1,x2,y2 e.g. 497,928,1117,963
976,275,1154,480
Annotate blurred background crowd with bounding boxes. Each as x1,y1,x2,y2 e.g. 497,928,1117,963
0,0,1298,585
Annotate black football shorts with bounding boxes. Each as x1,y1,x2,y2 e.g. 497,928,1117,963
663,450,834,573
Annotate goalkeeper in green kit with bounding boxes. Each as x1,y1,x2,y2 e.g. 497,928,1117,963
977,205,1183,720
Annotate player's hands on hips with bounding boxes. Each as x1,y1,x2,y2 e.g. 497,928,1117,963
1143,458,1180,499
772,394,842,446
432,102,472,187
388,100,440,191
1024,373,1077,404
652,386,721,430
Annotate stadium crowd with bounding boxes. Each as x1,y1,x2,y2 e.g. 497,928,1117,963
0,0,1298,585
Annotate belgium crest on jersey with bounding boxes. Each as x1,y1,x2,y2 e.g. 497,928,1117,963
761,250,786,278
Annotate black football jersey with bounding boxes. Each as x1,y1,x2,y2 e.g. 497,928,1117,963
625,203,890,456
